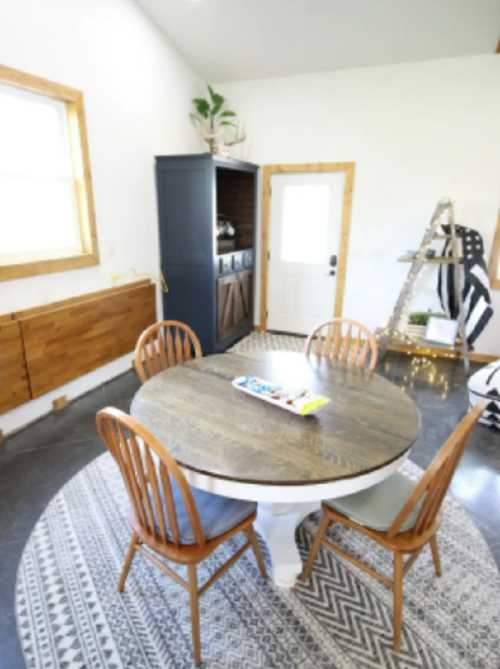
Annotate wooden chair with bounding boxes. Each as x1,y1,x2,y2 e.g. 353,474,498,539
301,402,485,651
305,318,378,371
96,408,266,666
134,320,202,383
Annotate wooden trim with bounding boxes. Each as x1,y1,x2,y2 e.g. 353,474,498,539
67,94,99,260
496,38,500,54
0,64,99,282
488,211,500,290
260,162,355,330
260,165,272,330
0,63,81,102
0,253,99,282
336,163,355,318
52,396,68,412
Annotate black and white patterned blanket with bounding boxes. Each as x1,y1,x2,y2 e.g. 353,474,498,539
468,360,500,429
437,224,493,349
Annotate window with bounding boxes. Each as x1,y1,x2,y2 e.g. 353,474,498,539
0,64,98,281
489,212,500,290
280,184,331,264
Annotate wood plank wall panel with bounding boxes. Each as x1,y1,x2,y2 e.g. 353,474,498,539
19,282,156,398
0,317,31,413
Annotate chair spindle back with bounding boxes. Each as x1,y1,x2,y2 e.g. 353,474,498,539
134,320,202,383
97,408,205,548
387,403,485,539
305,319,378,371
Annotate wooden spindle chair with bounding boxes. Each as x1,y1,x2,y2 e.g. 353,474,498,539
134,320,202,383
96,408,266,666
305,318,378,371
301,402,485,651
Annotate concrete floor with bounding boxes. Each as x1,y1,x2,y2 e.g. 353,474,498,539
0,352,499,668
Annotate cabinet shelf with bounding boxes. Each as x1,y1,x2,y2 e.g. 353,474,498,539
397,255,461,264
388,337,467,359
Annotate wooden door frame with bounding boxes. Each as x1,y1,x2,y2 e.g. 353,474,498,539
259,162,356,331
488,210,500,290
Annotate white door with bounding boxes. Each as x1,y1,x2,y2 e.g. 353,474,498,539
267,172,346,335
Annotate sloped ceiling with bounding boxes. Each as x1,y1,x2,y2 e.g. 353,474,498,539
135,0,500,82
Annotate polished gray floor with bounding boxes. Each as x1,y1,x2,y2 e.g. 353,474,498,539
0,352,499,669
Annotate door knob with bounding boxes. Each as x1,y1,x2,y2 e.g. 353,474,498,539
327,254,337,275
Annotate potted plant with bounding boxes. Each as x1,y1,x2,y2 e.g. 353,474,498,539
190,85,245,155
405,310,447,340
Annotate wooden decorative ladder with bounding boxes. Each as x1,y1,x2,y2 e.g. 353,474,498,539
377,199,470,371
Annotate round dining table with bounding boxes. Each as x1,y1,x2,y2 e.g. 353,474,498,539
131,349,420,588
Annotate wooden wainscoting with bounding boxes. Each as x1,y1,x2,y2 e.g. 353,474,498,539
0,280,156,410
0,315,31,413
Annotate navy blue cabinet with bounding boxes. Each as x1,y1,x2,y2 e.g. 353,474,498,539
155,153,258,354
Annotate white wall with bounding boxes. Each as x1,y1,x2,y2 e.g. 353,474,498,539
217,55,500,356
0,0,203,434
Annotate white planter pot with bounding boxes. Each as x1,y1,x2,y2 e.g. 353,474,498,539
405,324,427,341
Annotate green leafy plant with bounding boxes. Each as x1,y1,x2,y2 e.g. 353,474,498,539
408,312,429,326
408,310,446,326
190,85,244,153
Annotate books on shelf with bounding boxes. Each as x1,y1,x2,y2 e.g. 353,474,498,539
232,375,330,416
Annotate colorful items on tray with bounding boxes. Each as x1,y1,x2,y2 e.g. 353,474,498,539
232,375,330,416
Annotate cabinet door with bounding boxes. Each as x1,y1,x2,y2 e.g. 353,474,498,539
156,159,212,265
217,270,253,341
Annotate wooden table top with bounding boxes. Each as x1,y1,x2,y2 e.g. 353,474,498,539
131,350,420,486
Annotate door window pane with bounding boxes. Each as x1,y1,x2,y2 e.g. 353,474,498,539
280,184,331,264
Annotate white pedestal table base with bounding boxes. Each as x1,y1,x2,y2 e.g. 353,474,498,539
255,501,320,588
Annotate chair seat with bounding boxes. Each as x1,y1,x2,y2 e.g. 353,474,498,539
154,482,256,545
325,471,421,533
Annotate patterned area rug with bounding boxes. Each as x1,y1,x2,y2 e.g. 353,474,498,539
16,333,500,668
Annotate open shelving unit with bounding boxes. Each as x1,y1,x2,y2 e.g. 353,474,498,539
378,199,470,371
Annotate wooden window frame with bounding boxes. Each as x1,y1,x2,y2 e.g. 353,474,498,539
489,211,500,290
0,64,99,281
259,162,355,331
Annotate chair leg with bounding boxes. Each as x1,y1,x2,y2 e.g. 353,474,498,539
393,551,404,651
430,535,442,577
301,512,331,581
188,564,202,667
118,532,138,593
245,525,267,578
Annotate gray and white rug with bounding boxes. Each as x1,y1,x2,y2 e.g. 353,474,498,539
16,333,500,668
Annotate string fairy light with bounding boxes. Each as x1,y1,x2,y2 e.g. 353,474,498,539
376,200,457,362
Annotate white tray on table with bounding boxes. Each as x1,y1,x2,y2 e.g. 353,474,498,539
232,375,330,416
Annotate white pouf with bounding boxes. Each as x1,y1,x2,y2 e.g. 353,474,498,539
468,360,500,428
